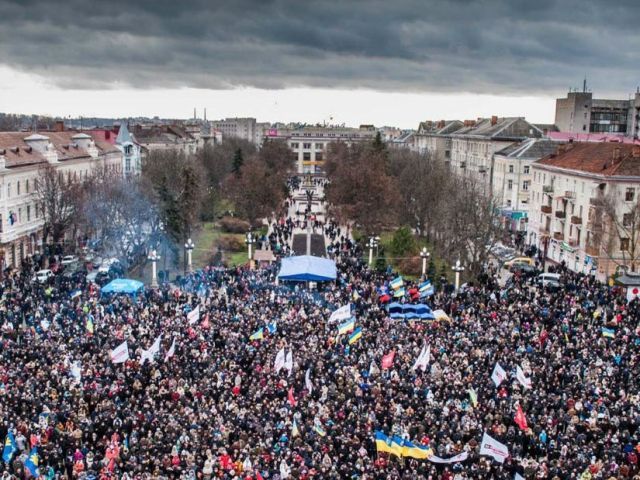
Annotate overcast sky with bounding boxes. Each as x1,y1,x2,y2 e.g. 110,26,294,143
0,0,639,128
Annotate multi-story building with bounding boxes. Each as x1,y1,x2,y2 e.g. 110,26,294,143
266,125,378,174
554,86,640,137
413,120,464,161
211,117,260,145
90,123,142,178
493,139,560,231
449,117,543,192
0,131,122,268
528,142,640,280
132,124,198,157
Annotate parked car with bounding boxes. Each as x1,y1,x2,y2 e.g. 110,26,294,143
509,263,538,277
503,256,534,268
33,269,54,283
62,263,87,280
61,255,79,265
536,272,562,290
87,270,112,286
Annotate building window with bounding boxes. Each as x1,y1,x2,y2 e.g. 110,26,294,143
507,180,513,190
124,145,133,155
626,188,635,202
315,143,324,149
26,205,30,222
621,237,630,251
126,158,131,171
508,165,514,174
290,143,299,149
524,165,530,174
523,181,530,191
315,152,323,161
623,213,634,227
303,143,311,149
7,183,10,198
16,182,20,196
303,152,311,161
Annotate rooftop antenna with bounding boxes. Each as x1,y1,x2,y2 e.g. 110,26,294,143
583,75,587,93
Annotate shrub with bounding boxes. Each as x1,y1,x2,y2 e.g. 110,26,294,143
217,235,245,251
219,216,250,233
397,257,421,276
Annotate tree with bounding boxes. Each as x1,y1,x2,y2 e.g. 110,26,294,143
232,148,244,177
390,226,417,257
35,164,83,245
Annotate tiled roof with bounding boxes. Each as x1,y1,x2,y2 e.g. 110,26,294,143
535,142,640,177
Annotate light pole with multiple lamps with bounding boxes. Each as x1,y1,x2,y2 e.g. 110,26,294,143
420,247,430,278
148,249,161,288
184,238,195,273
367,236,380,266
245,231,255,260
452,258,465,292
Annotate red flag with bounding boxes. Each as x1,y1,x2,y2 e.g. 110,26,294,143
515,404,528,431
287,387,296,407
256,472,264,480
201,313,210,329
381,351,395,369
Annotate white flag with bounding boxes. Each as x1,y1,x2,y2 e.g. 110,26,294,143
140,334,162,365
164,338,176,362
368,360,380,377
110,341,130,364
305,368,313,394
274,348,286,373
491,362,507,387
479,432,509,463
412,344,430,371
428,452,469,464
627,286,640,303
187,305,200,325
329,304,351,323
285,351,293,376
516,365,532,389
70,361,82,381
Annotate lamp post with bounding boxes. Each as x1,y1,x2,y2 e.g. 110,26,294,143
148,249,161,288
452,258,465,292
245,231,255,260
184,238,195,274
367,236,380,266
420,247,430,278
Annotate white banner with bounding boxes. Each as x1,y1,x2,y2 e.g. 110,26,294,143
110,341,130,364
285,351,293,376
516,365,532,389
412,344,430,371
274,348,286,373
627,286,640,303
479,432,509,463
329,304,351,323
428,452,468,464
187,305,200,325
491,362,507,387
305,368,313,394
140,335,162,365
164,338,176,362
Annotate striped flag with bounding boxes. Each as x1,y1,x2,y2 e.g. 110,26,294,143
348,327,362,345
390,276,404,290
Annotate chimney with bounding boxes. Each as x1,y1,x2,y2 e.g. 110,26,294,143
491,115,498,126
613,146,622,162
54,120,65,132
633,146,640,158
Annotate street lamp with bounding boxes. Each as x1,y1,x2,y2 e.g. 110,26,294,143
367,236,380,266
184,238,195,273
148,249,161,288
245,231,255,260
420,247,430,278
452,258,465,292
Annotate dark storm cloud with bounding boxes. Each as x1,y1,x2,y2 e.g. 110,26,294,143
0,0,639,94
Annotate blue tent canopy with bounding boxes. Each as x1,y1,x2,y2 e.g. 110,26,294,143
101,278,144,297
387,302,435,320
278,255,337,282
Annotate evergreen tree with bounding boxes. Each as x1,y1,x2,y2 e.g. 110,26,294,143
232,148,244,176
373,131,384,151
375,246,387,272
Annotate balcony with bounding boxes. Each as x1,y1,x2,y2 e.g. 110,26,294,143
571,215,582,225
543,185,554,194
555,210,566,219
585,244,600,257
541,205,552,214
553,232,564,241
564,191,576,199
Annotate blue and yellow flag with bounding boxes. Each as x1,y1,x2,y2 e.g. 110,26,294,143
250,328,264,341
2,431,16,463
313,424,326,437
25,447,39,477
390,276,404,290
266,323,277,334
338,318,355,335
402,438,433,459
292,418,300,438
348,327,362,345
393,287,406,298
374,431,403,457
85,317,94,335
602,327,615,338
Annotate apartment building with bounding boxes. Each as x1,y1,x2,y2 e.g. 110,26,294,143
413,120,464,162
210,117,260,145
528,142,640,280
0,131,122,269
449,117,543,192
132,124,198,156
266,125,377,174
555,87,640,137
493,139,559,231
89,123,142,178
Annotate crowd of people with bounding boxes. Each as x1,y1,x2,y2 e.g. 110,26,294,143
1,180,639,480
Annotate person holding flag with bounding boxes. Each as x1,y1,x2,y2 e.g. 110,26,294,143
2,431,17,464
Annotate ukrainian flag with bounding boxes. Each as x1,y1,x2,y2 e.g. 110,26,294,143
374,431,403,457
2,431,17,463
86,317,94,335
418,280,432,292
338,318,355,335
250,328,264,341
348,327,362,345
390,276,404,290
313,424,327,437
602,327,615,338
402,439,433,459
292,419,300,438
25,447,39,477
393,287,406,298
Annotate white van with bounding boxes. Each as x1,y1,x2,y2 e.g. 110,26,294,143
537,273,561,288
